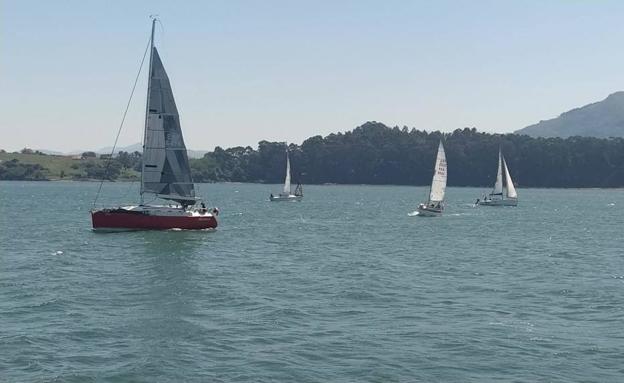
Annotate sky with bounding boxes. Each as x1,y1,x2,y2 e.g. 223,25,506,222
2,0,624,152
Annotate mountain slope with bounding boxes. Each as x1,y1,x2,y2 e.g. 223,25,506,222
516,92,624,138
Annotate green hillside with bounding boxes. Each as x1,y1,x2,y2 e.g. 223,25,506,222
0,152,140,181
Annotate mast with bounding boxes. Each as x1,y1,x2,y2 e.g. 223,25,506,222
140,17,157,204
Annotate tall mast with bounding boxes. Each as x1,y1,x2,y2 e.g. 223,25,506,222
140,17,157,204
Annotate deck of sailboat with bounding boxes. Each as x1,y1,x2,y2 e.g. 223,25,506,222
94,204,211,216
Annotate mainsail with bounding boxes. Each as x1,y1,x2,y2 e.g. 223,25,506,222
141,47,195,204
503,158,517,199
492,149,503,196
429,141,447,202
283,149,291,194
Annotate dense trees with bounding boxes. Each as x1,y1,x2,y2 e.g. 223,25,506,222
115,151,142,172
0,159,47,180
71,152,139,180
190,122,624,188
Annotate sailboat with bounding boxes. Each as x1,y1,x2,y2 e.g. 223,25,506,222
91,19,218,230
270,147,303,201
417,140,447,217
478,148,518,206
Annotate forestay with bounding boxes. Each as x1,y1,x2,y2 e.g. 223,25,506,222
141,47,195,204
429,141,447,203
503,158,518,199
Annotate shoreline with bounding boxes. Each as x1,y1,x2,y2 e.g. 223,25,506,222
1,179,623,190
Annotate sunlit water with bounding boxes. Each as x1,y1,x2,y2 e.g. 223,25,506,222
1,181,623,382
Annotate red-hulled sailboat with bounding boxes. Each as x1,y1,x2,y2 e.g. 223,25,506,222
91,18,217,231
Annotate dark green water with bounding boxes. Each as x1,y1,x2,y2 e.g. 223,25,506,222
1,181,623,382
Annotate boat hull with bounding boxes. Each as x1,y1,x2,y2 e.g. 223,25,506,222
91,207,217,231
478,198,518,207
269,194,303,202
417,203,443,217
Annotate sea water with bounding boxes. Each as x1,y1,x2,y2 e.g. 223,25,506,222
1,181,623,382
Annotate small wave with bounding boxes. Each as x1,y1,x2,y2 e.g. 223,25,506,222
408,211,419,216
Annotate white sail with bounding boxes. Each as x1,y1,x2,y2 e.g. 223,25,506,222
492,149,503,196
503,157,518,199
283,150,291,194
429,141,447,202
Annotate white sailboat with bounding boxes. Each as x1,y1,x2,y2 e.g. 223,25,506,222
417,141,447,217
478,148,518,206
270,147,303,201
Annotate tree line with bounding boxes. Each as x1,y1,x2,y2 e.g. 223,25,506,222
3,122,624,187
191,121,624,188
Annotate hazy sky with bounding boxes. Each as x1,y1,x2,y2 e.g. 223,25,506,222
2,0,624,152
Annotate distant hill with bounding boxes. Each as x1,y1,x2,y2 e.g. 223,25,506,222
96,143,208,159
96,143,143,155
28,143,208,159
516,92,624,138
37,149,65,155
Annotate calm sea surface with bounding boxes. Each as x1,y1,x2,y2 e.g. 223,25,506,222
1,181,623,382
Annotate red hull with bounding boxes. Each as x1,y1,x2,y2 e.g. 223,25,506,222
91,210,217,230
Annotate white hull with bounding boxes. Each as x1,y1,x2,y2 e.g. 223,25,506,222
417,203,443,217
478,198,518,207
270,194,303,202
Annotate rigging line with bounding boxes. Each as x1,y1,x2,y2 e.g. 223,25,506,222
155,18,165,50
156,18,165,37
92,37,151,209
